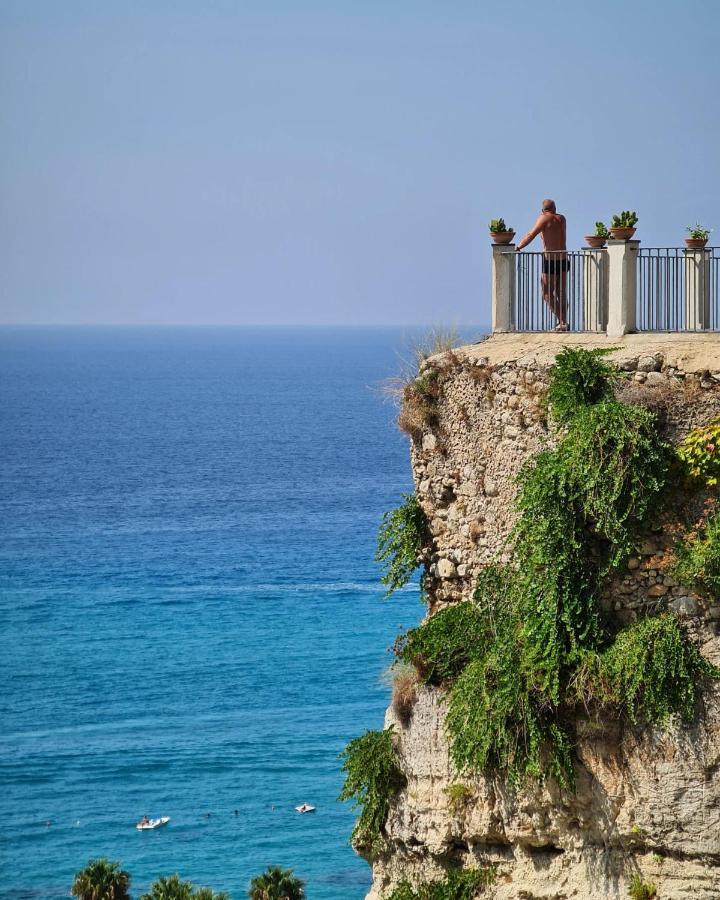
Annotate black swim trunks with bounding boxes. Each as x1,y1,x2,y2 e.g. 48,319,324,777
542,257,570,275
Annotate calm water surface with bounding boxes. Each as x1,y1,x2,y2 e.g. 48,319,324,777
0,327,493,899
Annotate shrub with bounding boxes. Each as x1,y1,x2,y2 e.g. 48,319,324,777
512,399,672,700
627,875,657,899
377,494,428,597
600,614,719,725
677,416,720,485
248,866,304,900
670,510,720,600
71,858,130,900
387,867,496,900
545,346,616,425
391,664,420,726
338,728,406,854
395,602,488,685
447,653,573,788
552,400,672,564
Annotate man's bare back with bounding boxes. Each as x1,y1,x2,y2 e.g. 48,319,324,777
516,199,569,331
517,209,566,252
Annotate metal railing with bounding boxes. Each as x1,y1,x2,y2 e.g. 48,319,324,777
513,250,607,332
637,247,720,331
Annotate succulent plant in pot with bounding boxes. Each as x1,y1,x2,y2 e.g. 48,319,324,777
609,211,638,240
685,223,712,249
489,218,516,245
585,221,609,249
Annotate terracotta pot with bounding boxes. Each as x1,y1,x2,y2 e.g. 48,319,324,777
584,235,607,249
685,238,708,249
608,226,636,241
490,231,515,245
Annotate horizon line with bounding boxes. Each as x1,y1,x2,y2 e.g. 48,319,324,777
0,321,490,330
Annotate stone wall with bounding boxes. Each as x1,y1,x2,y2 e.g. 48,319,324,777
368,334,720,900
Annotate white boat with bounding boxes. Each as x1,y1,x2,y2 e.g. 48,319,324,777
295,803,316,814
136,816,170,830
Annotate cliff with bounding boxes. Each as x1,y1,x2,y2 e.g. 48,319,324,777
368,334,720,900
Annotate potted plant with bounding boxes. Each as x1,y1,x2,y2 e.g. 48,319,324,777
685,223,712,249
489,218,516,245
609,210,638,240
585,221,609,249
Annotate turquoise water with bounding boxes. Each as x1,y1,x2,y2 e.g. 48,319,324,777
0,327,459,899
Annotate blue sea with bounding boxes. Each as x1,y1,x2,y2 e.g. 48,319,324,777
0,327,482,900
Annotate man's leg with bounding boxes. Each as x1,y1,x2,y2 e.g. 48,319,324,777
541,272,558,323
543,271,561,323
557,267,568,329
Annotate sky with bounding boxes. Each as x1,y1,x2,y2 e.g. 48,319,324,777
1,0,719,326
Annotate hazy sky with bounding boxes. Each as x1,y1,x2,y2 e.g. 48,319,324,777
2,1,719,326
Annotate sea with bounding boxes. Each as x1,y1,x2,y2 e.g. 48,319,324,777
0,326,482,900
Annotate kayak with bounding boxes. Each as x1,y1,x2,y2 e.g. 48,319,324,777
136,816,170,830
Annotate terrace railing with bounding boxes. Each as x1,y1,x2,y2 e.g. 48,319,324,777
513,249,607,332
492,239,719,335
637,247,719,332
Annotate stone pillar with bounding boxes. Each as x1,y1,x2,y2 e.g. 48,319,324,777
581,249,609,332
684,249,711,331
606,239,639,337
492,243,516,332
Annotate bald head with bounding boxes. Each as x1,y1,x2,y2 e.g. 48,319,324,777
542,199,556,213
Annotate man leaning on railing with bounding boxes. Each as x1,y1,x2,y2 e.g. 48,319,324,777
517,199,569,332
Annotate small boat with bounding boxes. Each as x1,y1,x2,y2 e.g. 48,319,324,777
295,803,316,814
136,816,170,830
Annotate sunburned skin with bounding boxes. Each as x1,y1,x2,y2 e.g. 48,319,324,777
516,198,569,331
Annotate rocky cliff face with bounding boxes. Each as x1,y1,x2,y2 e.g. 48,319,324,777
368,334,720,900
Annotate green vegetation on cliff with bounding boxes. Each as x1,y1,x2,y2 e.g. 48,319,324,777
386,867,496,900
677,415,720,485
376,493,428,597
393,348,718,787
670,509,720,601
338,728,406,854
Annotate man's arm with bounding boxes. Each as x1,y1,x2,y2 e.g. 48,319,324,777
516,215,547,251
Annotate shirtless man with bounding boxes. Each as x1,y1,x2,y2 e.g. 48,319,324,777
516,199,568,331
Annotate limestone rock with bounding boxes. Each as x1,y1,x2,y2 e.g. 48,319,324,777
436,558,457,579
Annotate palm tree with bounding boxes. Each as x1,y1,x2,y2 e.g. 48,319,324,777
194,889,230,900
138,874,194,900
71,857,131,900
248,866,305,900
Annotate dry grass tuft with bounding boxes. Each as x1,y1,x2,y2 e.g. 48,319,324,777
466,362,493,385
413,328,461,366
391,665,420,727
396,373,442,439
379,329,470,441
614,375,695,418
